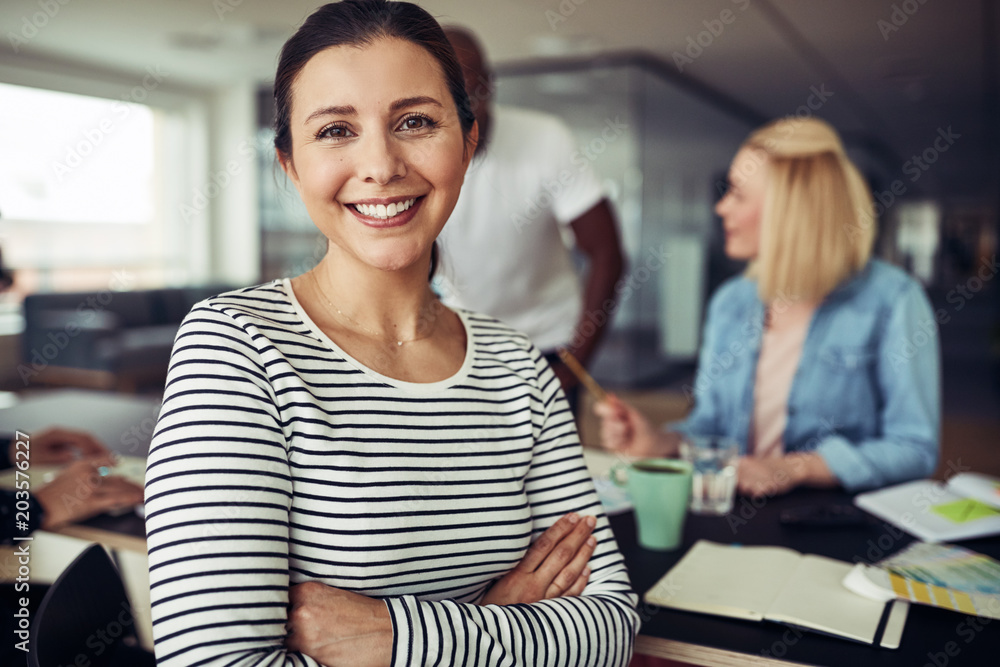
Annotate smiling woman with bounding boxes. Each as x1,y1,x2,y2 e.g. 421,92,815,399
143,2,638,666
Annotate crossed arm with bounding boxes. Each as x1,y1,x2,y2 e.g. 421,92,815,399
285,512,600,665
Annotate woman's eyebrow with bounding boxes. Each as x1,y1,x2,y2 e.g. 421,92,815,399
305,104,357,124
389,96,443,112
303,97,442,125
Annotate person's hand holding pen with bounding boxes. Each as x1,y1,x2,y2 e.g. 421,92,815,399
592,394,679,459
557,348,677,459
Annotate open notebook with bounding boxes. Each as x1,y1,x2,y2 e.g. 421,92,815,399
644,540,909,647
855,475,1000,542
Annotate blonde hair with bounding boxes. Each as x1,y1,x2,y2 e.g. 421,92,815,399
743,117,875,303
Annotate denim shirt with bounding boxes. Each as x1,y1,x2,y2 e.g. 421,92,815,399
673,259,940,492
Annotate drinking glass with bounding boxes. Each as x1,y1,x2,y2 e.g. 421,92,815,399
679,435,739,515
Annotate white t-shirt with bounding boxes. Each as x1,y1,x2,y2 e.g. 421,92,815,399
437,106,605,351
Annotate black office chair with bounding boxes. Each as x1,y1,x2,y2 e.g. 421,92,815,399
28,544,155,667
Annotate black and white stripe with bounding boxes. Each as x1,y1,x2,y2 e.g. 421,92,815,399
145,280,638,666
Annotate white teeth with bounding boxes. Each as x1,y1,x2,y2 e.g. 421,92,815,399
353,198,416,219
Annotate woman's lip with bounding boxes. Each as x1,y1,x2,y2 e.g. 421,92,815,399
347,196,423,229
349,195,423,206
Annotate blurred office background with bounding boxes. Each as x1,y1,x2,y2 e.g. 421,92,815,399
0,0,997,419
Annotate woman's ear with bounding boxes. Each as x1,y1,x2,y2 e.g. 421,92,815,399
276,147,301,192
463,120,479,166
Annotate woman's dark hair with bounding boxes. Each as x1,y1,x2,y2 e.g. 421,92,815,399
273,0,475,160
274,0,472,280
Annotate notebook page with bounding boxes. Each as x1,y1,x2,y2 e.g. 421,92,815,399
766,554,890,644
644,540,802,621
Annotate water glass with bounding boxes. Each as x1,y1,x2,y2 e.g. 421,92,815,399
680,435,739,515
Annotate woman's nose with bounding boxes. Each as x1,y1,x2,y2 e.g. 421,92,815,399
714,195,728,217
358,133,406,185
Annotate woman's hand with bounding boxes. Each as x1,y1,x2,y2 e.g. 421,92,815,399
736,452,836,497
480,512,598,606
35,459,144,529
593,394,677,458
16,427,111,465
286,581,393,667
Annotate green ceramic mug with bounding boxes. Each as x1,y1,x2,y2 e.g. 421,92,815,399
611,458,692,551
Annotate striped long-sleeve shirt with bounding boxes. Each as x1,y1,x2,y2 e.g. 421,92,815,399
144,280,639,666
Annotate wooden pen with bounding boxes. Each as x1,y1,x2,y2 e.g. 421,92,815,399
556,348,608,402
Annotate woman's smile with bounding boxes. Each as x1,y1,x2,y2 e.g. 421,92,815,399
346,195,425,228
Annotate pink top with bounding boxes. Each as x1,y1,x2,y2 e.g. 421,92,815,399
751,301,817,458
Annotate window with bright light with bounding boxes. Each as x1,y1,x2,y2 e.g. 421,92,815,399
0,80,201,298
0,82,155,225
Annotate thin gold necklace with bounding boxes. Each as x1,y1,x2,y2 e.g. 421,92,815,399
310,269,437,347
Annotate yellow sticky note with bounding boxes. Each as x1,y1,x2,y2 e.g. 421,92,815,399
931,499,1000,524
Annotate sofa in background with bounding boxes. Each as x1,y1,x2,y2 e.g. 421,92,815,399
20,285,232,392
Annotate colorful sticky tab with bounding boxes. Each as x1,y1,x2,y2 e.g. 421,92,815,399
951,590,978,615
910,581,933,604
931,498,1000,524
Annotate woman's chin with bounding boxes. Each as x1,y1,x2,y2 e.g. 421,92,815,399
724,242,757,262
361,248,429,275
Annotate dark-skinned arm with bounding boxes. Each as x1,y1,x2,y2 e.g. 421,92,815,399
556,199,625,389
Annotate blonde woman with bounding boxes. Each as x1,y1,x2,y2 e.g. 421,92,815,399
596,117,939,496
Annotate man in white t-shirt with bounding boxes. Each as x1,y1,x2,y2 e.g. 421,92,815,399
439,28,624,401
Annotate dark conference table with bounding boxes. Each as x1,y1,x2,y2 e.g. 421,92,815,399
610,488,1000,667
